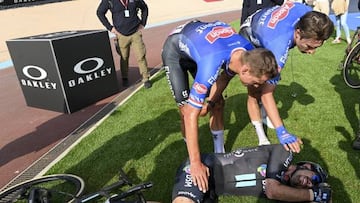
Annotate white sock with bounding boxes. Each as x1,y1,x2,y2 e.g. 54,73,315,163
211,130,225,153
252,121,270,145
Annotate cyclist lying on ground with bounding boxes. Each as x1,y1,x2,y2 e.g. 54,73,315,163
172,144,332,203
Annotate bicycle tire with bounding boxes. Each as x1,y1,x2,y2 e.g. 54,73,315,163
343,42,360,89
0,174,85,203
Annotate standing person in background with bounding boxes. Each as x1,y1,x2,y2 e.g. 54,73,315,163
97,0,152,89
331,0,351,44
240,0,284,24
239,2,334,147
313,0,330,15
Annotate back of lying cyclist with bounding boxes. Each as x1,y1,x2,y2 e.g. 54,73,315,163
172,144,332,203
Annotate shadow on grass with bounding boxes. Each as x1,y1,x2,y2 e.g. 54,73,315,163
335,126,360,178
275,81,315,119
223,81,314,150
330,73,360,135
61,108,182,201
330,72,360,180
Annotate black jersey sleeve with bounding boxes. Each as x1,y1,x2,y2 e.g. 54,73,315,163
266,144,293,180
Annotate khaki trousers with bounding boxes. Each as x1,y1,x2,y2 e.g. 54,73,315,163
116,30,150,82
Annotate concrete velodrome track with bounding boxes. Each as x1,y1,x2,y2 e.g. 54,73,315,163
0,0,359,191
0,0,242,190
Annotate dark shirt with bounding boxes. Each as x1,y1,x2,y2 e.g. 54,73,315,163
96,0,148,36
240,0,284,24
172,144,293,202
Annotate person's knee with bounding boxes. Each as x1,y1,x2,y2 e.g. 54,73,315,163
173,196,195,203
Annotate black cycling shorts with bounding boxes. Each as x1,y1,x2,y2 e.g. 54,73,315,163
162,34,198,106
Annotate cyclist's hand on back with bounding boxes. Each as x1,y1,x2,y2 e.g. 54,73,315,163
190,161,210,193
276,125,303,153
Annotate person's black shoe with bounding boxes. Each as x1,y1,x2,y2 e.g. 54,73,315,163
122,78,129,87
144,80,152,89
353,133,360,150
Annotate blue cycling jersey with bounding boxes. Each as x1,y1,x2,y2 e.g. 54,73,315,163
245,2,312,84
166,21,254,109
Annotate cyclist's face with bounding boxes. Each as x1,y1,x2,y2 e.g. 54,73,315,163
294,30,323,54
238,65,269,88
289,169,317,188
286,163,316,188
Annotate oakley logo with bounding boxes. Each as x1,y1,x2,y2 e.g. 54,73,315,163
68,57,113,88
21,65,57,90
73,57,104,74
23,65,47,80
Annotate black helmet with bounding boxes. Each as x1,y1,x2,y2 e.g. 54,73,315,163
295,161,328,184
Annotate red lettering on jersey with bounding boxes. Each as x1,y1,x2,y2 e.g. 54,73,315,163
205,26,236,44
268,2,295,29
193,82,208,94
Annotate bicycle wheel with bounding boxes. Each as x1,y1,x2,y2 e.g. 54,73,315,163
0,174,85,203
343,42,360,88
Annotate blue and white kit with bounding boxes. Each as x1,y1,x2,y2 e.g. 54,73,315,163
240,2,312,84
161,20,254,109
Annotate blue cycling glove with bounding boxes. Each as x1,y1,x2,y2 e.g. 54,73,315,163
275,125,297,145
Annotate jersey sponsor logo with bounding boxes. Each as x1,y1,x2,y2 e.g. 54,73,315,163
228,147,261,158
205,26,236,44
177,191,197,199
283,151,293,168
268,2,295,29
195,21,226,34
233,149,245,158
183,164,191,174
257,164,267,177
234,173,257,187
279,39,292,65
207,67,221,85
193,82,207,94
182,165,195,188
